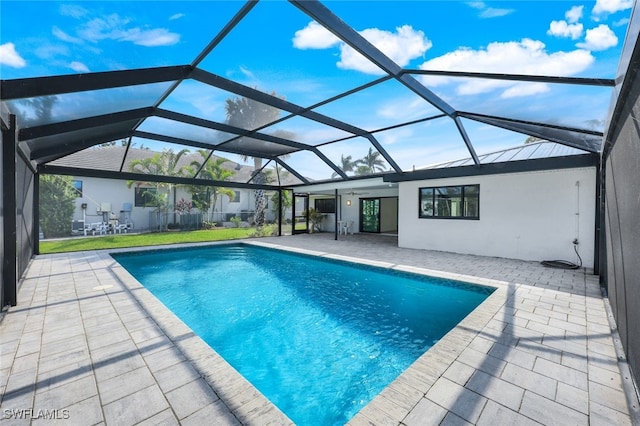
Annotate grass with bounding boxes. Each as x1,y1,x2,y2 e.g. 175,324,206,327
39,226,277,254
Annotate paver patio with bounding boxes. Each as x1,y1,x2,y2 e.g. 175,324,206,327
1,234,638,425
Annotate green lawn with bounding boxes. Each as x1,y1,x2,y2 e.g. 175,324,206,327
39,227,276,254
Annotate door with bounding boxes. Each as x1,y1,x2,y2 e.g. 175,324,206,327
360,198,380,233
292,193,309,234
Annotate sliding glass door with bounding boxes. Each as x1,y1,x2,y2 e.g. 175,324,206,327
292,193,309,234
360,198,380,233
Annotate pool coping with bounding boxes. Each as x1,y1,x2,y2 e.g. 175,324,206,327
104,239,512,424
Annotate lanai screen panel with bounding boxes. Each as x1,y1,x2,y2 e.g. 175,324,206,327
259,115,354,147
312,78,444,132
317,137,389,177
0,1,239,79
196,1,382,107
373,116,470,170
420,75,613,134
1,0,632,187
136,116,237,148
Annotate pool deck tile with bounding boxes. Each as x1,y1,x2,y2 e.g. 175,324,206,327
1,234,639,425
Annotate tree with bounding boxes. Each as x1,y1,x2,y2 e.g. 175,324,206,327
188,150,236,219
225,92,283,226
39,174,76,238
524,136,544,144
354,147,387,175
127,148,190,210
267,164,293,222
332,154,356,178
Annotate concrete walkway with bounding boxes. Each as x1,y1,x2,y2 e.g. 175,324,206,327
1,234,638,425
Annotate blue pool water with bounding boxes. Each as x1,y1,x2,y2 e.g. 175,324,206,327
112,244,494,425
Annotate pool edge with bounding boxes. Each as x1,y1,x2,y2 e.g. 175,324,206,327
106,239,511,425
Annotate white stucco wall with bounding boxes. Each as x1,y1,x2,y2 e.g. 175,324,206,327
380,197,398,232
70,177,257,231
398,167,596,267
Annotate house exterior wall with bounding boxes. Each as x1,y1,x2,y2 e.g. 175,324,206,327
398,167,597,267
70,176,258,231
380,197,398,232
337,188,398,233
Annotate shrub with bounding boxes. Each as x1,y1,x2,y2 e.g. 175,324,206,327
230,216,242,227
202,221,217,230
40,175,76,238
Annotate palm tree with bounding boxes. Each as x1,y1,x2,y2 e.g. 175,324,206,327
225,92,283,227
354,147,386,175
332,154,356,178
188,150,236,221
266,163,293,223
127,148,190,210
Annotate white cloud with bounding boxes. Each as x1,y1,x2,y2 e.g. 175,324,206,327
239,66,255,79
169,13,185,21
293,22,431,75
577,24,618,50
467,2,486,10
119,28,180,47
52,26,83,44
480,8,514,18
593,0,633,15
0,42,26,67
337,26,431,74
613,17,630,27
78,14,180,47
566,5,584,23
419,39,594,98
467,1,514,18
501,82,550,98
35,44,70,60
548,20,584,39
293,21,340,49
69,61,90,72
59,4,88,19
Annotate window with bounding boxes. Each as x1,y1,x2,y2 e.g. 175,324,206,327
315,198,336,213
134,187,157,207
419,184,479,219
232,191,240,202
72,180,83,198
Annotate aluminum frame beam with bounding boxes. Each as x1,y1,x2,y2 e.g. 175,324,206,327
1,66,193,100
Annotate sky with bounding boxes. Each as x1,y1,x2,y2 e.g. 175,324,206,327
0,0,634,180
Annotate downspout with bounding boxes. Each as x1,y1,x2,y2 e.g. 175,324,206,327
34,172,40,255
278,189,282,237
335,188,338,241
594,156,602,278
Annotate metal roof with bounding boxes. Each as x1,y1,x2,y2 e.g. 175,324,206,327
0,0,625,190
422,141,591,169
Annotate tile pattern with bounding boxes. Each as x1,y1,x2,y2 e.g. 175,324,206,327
0,234,637,425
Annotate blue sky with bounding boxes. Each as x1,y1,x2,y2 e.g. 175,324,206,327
0,1,634,179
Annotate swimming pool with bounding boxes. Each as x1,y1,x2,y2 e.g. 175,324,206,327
112,243,494,425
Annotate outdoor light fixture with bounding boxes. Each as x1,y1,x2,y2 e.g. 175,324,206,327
346,200,352,206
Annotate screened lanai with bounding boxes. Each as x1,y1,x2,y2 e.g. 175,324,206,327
3,0,640,413
2,0,613,188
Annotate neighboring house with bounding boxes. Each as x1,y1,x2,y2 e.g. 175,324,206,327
49,146,290,232
303,142,597,268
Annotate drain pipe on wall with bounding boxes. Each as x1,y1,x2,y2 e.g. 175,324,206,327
540,180,583,270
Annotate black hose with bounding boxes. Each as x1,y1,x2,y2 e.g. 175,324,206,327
541,244,583,270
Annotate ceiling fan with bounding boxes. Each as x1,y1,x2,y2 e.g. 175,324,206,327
344,191,369,196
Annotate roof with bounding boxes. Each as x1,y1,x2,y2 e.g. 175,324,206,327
50,146,302,186
1,0,631,190
422,141,591,169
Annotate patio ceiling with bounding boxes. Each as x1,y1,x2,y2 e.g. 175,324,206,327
0,0,622,189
